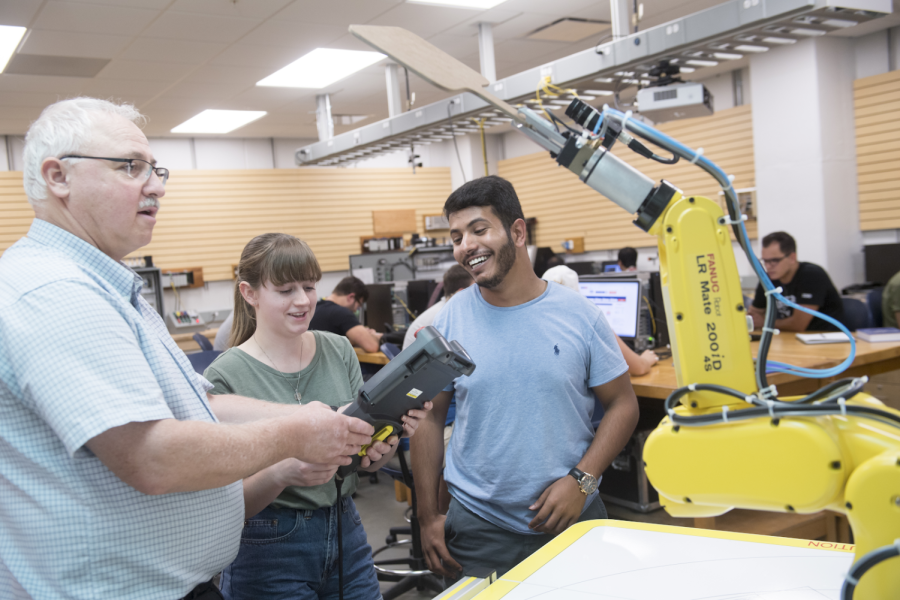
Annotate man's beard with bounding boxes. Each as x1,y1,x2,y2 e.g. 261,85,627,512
478,236,516,289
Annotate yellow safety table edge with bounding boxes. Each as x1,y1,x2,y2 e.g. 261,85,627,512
470,518,855,600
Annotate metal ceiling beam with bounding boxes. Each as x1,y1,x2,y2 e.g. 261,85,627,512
296,0,891,167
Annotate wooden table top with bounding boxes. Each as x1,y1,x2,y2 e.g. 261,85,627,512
630,333,900,399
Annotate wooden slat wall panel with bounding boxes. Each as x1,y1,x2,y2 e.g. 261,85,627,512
497,105,757,252
0,168,452,280
855,69,900,231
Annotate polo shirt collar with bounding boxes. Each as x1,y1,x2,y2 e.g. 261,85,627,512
27,219,143,306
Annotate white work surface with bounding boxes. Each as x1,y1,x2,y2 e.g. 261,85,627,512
468,520,854,600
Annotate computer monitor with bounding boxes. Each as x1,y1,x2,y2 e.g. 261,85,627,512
864,243,900,285
578,278,642,338
364,283,394,333
601,260,621,273
567,261,596,276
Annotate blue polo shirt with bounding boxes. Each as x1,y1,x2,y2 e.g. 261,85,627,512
433,282,627,534
0,220,243,599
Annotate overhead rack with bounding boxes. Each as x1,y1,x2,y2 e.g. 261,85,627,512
295,0,891,167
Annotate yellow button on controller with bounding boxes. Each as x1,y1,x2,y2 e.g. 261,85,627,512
357,425,395,456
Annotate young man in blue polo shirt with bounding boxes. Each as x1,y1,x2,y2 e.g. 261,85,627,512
411,175,639,578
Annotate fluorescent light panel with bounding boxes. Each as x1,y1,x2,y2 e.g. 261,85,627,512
258,48,385,89
0,25,26,73
172,110,266,134
407,0,508,8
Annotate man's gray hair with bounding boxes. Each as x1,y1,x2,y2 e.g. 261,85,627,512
23,97,146,205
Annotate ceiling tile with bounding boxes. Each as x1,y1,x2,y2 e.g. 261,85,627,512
210,43,306,69
53,0,171,8
168,0,294,19
227,86,317,111
32,1,161,36
163,79,248,100
81,77,168,99
5,55,109,78
120,38,228,65
0,73,88,95
188,64,270,85
278,0,400,25
368,4,479,39
19,29,132,59
0,0,43,26
0,90,71,108
239,19,345,48
96,60,198,83
141,11,261,43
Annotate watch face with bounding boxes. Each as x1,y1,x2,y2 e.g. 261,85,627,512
580,474,598,495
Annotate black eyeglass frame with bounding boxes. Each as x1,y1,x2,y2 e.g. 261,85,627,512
760,255,789,267
60,155,169,185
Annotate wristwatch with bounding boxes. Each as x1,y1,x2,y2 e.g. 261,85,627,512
568,467,598,495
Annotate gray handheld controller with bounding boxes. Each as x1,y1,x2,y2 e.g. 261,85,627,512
337,326,475,478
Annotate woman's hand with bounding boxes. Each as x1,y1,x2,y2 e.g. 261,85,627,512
273,458,338,487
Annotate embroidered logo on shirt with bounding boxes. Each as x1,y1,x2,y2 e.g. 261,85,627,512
554,344,560,356
801,293,813,299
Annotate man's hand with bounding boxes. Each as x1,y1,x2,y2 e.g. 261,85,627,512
291,401,374,465
359,437,397,470
528,476,585,535
273,458,338,487
639,350,659,370
420,515,462,578
401,401,432,438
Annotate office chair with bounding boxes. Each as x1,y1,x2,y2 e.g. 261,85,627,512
841,297,873,331
192,332,214,351
372,449,444,600
866,288,884,328
187,333,221,374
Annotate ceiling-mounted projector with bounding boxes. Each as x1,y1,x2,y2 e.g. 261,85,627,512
635,60,713,123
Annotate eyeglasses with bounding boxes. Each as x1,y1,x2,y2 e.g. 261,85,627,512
761,255,789,267
60,155,169,185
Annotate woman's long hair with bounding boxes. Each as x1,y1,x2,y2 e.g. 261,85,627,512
229,233,322,348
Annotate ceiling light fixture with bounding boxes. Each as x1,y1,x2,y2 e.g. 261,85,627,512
257,48,385,89
735,44,768,52
685,59,718,67
407,0,508,8
171,110,266,134
0,25,27,73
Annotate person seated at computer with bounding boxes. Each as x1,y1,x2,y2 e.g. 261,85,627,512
618,247,638,272
309,276,382,352
542,266,659,376
748,231,844,332
403,265,474,350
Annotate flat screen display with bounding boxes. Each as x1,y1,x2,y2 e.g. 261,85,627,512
578,279,641,338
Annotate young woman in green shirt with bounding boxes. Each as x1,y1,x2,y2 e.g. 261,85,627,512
205,233,429,600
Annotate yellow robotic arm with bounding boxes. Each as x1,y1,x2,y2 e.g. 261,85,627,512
536,101,900,600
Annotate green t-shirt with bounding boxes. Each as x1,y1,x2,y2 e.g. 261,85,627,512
204,330,363,510
883,271,900,329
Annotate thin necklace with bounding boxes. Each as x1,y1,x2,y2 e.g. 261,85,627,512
254,334,304,402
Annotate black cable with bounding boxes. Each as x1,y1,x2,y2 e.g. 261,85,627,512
447,103,467,183
840,541,900,600
335,476,345,600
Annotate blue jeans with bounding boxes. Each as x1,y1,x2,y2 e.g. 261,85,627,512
220,498,382,600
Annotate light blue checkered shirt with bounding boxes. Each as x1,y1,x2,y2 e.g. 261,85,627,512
0,220,244,600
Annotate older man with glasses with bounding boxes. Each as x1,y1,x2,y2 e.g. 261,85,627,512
0,98,374,600
748,231,844,332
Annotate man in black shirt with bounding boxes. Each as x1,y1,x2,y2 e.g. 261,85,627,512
309,276,382,352
749,231,844,332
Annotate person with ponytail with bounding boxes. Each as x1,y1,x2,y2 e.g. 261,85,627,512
205,233,430,600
